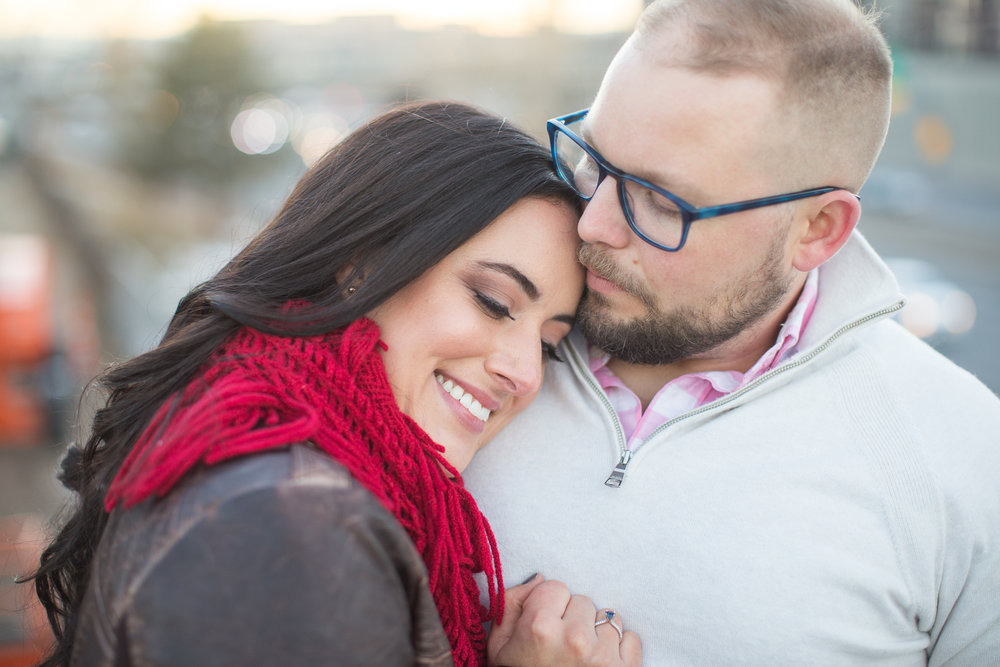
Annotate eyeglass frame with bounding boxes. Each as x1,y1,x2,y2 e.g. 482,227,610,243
546,108,858,252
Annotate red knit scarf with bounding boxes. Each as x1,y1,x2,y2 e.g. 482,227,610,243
105,318,503,666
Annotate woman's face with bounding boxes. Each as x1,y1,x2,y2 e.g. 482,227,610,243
369,197,584,472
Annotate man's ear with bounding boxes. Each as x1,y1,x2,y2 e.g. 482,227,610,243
792,190,861,272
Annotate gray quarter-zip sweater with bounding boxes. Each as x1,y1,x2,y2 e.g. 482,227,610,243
465,231,1000,666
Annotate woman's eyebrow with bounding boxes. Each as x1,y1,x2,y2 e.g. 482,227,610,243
475,261,576,325
476,261,538,299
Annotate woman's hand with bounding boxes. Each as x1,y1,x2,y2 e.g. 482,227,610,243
487,575,642,667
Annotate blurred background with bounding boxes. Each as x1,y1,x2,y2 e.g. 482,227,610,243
0,0,997,662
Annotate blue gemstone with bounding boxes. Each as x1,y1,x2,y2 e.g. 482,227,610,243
605,610,615,621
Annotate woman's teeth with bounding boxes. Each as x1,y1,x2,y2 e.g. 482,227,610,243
435,374,492,422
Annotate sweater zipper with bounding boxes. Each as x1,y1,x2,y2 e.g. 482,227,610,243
563,340,630,486
585,300,905,488
605,449,633,488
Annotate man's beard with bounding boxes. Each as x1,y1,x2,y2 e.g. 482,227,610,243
577,239,795,366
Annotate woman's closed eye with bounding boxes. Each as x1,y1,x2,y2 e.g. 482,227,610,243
475,290,565,363
474,291,514,321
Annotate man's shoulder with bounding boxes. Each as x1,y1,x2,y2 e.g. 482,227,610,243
846,319,1000,496
859,318,998,407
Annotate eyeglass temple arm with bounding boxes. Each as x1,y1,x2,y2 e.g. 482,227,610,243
689,187,859,220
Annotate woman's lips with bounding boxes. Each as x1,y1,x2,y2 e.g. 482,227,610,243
435,373,494,433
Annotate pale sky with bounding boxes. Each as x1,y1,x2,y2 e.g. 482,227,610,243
0,0,642,40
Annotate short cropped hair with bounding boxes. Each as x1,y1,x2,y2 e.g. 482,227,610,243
637,0,892,191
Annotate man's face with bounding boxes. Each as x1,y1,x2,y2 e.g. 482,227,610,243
575,36,804,367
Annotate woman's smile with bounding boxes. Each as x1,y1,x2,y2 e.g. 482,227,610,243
436,373,495,424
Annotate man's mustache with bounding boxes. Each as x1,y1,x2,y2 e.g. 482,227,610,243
578,244,658,309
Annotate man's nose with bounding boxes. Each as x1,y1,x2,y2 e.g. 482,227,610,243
577,178,631,249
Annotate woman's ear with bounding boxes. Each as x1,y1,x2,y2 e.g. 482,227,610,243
336,262,363,296
792,190,861,272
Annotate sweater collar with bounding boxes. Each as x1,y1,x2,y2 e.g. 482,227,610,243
796,230,905,353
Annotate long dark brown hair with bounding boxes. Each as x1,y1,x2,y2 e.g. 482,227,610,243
30,100,578,666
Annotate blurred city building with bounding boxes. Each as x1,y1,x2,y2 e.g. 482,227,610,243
899,0,999,54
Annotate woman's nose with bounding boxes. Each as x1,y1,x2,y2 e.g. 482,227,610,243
577,178,630,249
484,337,543,398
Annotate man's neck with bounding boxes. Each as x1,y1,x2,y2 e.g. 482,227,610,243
607,348,766,411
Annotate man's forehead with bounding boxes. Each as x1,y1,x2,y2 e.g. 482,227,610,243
591,94,796,207
587,72,780,193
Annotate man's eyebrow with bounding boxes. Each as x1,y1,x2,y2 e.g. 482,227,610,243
476,261,538,299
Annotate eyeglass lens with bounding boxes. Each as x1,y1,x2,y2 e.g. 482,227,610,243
552,128,686,250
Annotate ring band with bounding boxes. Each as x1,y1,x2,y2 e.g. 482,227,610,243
594,608,623,641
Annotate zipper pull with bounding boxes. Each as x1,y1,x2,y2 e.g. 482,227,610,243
604,450,633,488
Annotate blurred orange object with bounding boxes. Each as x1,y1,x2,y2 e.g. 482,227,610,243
0,378,43,447
0,235,52,365
0,515,53,666
0,235,53,445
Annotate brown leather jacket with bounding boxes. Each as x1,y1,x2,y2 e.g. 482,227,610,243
72,444,454,666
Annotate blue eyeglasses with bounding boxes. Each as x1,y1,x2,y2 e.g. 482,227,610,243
547,108,856,252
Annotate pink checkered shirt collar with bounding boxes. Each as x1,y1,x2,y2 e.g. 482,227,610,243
588,270,819,446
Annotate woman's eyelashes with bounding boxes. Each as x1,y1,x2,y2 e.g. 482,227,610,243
473,291,514,321
473,289,564,364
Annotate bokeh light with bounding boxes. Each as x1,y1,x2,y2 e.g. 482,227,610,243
292,113,348,166
941,290,976,335
914,114,954,165
230,94,293,155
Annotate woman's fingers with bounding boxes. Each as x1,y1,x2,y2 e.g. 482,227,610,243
559,595,603,659
488,578,643,666
518,578,572,633
487,573,546,662
592,608,624,645
620,630,642,666
489,579,572,666
502,573,546,624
